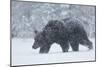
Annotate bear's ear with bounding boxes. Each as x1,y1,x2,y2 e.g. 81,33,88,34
34,30,38,34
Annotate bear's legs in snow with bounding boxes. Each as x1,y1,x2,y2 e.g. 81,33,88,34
39,45,51,53
70,40,79,51
59,41,69,52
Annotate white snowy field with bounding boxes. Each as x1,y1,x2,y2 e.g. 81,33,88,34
12,38,95,66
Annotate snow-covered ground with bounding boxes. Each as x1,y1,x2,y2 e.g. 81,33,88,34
12,38,95,66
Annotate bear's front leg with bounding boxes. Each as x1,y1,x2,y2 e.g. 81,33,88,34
39,45,50,53
60,41,69,52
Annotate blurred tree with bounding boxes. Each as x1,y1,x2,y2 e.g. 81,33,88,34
11,1,95,38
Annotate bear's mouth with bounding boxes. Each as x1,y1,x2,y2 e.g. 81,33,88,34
32,45,39,49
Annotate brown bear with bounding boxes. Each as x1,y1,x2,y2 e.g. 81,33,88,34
32,17,93,53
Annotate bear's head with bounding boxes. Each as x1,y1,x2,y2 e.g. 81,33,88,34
32,30,46,49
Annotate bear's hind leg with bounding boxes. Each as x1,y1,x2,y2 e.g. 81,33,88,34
70,41,79,51
39,45,50,53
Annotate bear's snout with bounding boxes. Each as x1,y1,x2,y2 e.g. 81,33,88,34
32,44,39,49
